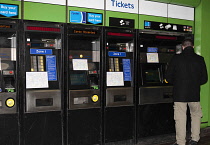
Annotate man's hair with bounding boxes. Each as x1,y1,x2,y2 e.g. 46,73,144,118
182,39,194,47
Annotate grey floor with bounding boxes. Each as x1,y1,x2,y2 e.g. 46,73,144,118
106,127,210,145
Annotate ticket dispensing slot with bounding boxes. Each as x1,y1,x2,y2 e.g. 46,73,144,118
0,33,17,114
105,31,134,107
139,55,173,104
138,32,187,105
104,28,135,143
68,33,101,110
25,31,62,112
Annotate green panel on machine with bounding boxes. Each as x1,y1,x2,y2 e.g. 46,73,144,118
24,2,65,22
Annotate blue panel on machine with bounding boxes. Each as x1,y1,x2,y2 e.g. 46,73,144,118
46,55,57,81
30,49,53,55
108,52,126,57
122,59,131,81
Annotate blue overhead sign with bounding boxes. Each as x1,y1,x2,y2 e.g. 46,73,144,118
0,3,18,18
70,11,103,25
70,11,86,24
87,13,102,25
30,49,53,55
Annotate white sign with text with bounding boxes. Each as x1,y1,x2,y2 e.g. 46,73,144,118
106,0,138,14
23,0,66,5
68,0,104,10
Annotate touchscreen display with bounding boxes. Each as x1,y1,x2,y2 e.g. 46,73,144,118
70,71,88,86
144,69,161,83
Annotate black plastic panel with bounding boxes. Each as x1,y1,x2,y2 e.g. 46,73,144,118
0,114,18,145
137,103,175,138
24,111,62,145
105,106,134,143
68,108,101,145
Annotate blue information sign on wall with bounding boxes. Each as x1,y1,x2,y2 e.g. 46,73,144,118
108,52,126,57
87,13,102,25
70,11,86,24
30,49,53,55
122,59,131,81
0,3,18,18
46,55,57,81
70,11,103,25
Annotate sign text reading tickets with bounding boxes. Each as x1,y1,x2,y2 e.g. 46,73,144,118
111,0,134,9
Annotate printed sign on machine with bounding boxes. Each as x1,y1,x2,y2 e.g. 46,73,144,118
0,3,18,18
70,11,103,25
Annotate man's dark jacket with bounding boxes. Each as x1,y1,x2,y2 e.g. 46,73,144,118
165,46,208,102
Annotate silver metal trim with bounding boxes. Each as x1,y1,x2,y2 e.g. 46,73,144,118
26,89,61,112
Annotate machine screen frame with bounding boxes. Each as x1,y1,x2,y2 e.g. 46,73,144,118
69,70,90,90
141,64,163,85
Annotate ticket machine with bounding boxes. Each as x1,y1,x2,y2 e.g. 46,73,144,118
0,19,18,144
137,30,193,138
104,27,136,143
23,21,63,145
67,24,103,145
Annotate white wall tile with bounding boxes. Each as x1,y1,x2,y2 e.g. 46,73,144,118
168,4,194,21
68,0,104,10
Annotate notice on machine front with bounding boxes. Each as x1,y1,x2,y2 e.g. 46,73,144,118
26,72,49,88
107,72,124,86
146,53,159,63
72,59,88,70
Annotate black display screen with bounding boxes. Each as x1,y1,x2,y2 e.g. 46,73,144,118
141,64,162,85
145,69,160,83
70,71,88,86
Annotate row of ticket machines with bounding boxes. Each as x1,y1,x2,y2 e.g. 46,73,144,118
0,19,193,145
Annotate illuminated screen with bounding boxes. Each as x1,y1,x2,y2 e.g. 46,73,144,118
147,47,158,53
145,69,160,83
156,35,177,40
26,26,60,32
70,71,88,86
107,32,133,37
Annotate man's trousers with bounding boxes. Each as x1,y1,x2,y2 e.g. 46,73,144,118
174,102,203,145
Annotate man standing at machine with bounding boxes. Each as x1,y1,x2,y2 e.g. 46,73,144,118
165,39,208,145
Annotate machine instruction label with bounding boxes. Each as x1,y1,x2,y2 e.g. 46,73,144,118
122,59,131,81
30,49,53,55
108,52,126,57
46,55,57,81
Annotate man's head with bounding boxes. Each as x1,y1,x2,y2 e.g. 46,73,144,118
182,39,194,49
